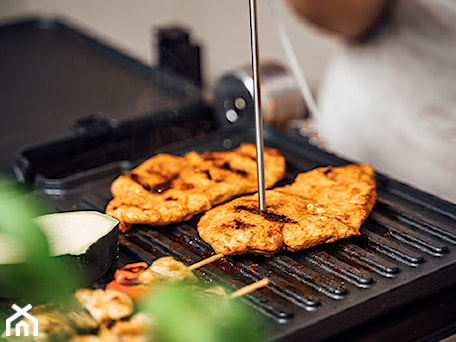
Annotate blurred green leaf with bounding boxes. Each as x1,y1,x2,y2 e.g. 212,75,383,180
139,283,266,342
0,178,78,306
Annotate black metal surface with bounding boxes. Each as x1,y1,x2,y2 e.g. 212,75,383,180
27,124,456,341
157,26,202,87
14,105,214,186
0,16,206,177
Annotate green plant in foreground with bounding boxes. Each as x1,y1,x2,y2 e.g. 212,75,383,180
140,282,266,342
0,178,78,306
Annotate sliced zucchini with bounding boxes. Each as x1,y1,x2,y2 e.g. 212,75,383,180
34,211,119,283
0,211,119,295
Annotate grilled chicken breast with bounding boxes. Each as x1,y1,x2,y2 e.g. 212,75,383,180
106,143,286,231
197,164,376,255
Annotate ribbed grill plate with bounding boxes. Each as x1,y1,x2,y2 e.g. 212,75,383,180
34,126,456,341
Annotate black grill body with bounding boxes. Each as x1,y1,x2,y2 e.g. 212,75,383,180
28,125,456,342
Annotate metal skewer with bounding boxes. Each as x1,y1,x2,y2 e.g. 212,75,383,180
249,0,266,211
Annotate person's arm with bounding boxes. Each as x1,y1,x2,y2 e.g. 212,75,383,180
286,0,391,39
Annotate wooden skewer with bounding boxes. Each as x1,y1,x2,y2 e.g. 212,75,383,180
229,278,269,299
188,253,224,271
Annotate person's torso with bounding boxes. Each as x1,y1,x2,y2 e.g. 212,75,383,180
316,0,456,203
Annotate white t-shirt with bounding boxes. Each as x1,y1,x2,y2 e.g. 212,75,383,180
317,0,456,203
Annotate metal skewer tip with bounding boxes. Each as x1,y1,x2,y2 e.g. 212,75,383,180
249,0,266,212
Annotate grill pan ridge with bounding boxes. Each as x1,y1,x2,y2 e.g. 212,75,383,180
29,125,456,341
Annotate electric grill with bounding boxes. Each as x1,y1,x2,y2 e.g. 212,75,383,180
16,125,456,341
1,16,456,342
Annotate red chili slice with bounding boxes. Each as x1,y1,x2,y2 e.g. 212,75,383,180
114,262,149,285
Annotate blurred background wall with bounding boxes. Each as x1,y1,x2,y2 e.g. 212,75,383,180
0,0,339,95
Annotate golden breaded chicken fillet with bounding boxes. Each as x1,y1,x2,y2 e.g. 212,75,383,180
106,143,286,231
197,164,376,255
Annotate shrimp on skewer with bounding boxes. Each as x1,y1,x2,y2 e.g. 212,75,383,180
106,253,224,300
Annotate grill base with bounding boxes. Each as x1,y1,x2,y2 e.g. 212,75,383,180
29,125,456,341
